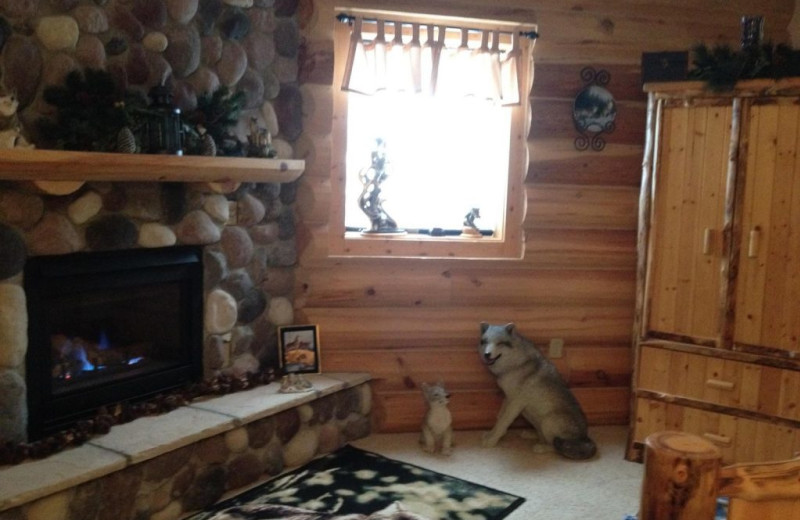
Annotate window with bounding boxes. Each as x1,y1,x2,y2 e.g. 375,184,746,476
330,10,535,259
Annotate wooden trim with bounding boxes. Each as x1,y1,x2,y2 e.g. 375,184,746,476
720,97,742,349
640,339,800,371
643,331,718,348
718,457,800,501
644,77,800,97
628,92,659,457
635,390,800,429
0,149,305,183
733,342,800,361
327,17,529,260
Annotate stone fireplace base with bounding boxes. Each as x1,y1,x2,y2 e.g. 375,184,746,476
0,373,372,520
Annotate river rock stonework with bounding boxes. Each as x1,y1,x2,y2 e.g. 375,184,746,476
0,0,305,161
1,383,372,520
0,180,298,444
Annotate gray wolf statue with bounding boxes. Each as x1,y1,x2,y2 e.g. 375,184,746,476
420,381,453,455
479,322,597,460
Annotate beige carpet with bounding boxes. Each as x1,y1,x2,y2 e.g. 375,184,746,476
352,425,643,520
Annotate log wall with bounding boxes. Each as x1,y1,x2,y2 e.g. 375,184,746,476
295,0,795,433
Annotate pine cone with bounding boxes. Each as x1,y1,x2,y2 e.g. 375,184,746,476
201,132,217,156
116,126,137,153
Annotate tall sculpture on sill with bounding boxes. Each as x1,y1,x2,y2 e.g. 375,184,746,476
358,138,404,235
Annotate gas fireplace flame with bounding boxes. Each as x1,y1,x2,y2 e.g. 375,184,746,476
75,343,95,372
51,331,148,381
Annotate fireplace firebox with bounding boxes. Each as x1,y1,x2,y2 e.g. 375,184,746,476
24,246,203,440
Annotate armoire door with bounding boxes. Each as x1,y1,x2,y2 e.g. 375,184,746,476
734,99,800,355
645,100,733,343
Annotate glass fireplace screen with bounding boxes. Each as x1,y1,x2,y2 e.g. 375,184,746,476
24,246,203,439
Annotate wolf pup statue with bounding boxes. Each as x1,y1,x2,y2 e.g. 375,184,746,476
479,323,597,460
420,381,453,455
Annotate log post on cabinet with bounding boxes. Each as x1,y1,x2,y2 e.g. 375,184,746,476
639,431,722,520
627,93,659,462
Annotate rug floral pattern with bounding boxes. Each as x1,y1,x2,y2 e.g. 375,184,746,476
187,445,524,520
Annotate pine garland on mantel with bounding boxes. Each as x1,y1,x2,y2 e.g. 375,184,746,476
689,42,800,91
0,369,276,466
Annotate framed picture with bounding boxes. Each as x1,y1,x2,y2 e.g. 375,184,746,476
278,325,321,374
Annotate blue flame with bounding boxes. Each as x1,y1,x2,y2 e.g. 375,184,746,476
75,345,95,371
98,331,110,350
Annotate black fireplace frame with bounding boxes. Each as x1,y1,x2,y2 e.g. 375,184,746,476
24,246,204,440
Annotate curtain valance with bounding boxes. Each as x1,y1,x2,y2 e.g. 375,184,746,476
340,15,533,106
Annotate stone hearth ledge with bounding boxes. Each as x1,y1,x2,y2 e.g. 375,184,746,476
0,372,371,512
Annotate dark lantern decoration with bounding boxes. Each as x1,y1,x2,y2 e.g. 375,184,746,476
135,84,183,155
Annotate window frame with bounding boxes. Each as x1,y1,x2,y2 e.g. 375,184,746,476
329,9,532,260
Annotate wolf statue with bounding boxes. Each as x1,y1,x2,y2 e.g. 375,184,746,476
420,381,453,455
479,322,597,460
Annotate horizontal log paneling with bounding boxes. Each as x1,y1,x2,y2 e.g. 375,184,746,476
523,229,637,269
298,305,634,349
527,138,644,185
298,266,634,307
448,268,635,306
373,387,631,432
524,184,640,230
322,345,632,392
527,153,642,186
299,265,454,307
533,63,648,102
301,0,794,433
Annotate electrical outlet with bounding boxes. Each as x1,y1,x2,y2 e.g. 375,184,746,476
549,338,564,358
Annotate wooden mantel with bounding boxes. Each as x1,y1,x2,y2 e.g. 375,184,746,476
0,149,305,184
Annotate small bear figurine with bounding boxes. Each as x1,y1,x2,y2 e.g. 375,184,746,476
420,381,453,455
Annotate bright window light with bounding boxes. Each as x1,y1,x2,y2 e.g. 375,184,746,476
344,91,512,234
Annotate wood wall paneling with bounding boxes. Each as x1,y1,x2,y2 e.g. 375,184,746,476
300,0,795,433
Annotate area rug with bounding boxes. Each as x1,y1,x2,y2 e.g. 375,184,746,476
187,444,525,520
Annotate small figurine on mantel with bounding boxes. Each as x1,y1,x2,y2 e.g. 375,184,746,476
461,207,482,237
0,92,34,150
358,138,404,235
247,117,277,158
279,372,314,393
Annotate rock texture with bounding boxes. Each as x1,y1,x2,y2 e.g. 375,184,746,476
0,0,302,158
1,383,372,520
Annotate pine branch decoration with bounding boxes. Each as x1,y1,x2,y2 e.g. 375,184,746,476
186,86,246,156
689,42,800,91
37,69,133,151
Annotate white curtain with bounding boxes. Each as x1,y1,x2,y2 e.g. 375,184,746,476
341,16,528,106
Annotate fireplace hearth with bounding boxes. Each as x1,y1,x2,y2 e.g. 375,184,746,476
24,246,203,440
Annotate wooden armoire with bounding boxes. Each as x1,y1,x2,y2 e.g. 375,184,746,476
628,79,800,464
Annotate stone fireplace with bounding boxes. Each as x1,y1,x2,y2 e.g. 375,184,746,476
0,155,373,520
0,176,300,445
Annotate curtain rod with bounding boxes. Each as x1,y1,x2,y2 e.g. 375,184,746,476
335,12,539,40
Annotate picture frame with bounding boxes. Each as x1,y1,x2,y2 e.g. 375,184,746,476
278,325,321,374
